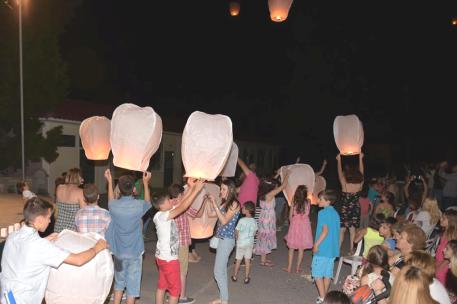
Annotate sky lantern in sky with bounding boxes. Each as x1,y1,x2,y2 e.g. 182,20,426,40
229,1,240,16
279,163,315,206
452,18,457,26
110,103,162,171
333,114,364,156
219,143,238,177
46,230,113,304
268,0,294,22
188,183,220,238
181,111,233,180
79,116,111,160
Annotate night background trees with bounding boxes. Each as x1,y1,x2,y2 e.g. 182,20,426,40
1,0,456,174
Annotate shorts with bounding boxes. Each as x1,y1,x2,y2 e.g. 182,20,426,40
178,246,189,275
311,256,335,279
156,258,181,297
114,255,143,297
235,245,253,260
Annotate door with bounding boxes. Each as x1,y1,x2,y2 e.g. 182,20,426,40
164,151,174,187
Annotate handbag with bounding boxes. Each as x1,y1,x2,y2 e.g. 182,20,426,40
209,236,219,249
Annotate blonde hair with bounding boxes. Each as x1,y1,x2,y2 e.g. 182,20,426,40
65,168,82,185
447,240,457,277
422,198,441,226
388,266,438,304
406,250,435,278
443,210,457,241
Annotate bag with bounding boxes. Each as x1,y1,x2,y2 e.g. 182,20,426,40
209,236,219,249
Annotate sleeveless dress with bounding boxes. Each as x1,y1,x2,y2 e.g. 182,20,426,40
54,202,80,233
284,203,313,250
215,207,240,239
339,192,361,228
254,198,276,255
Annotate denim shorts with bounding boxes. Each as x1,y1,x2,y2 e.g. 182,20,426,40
311,256,335,279
114,255,143,297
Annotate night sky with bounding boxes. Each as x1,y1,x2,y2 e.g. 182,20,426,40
60,1,457,164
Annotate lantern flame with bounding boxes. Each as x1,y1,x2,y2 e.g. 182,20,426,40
229,1,240,16
268,0,294,22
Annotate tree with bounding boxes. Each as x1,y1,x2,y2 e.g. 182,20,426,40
0,0,80,171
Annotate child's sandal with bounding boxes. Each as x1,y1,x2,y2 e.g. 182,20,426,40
231,275,237,282
244,277,250,284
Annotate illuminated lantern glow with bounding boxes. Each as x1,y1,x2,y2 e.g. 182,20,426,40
79,116,111,160
311,175,327,205
279,163,315,206
188,183,220,239
229,1,240,16
45,230,113,304
181,111,233,180
110,103,162,171
268,0,294,22
220,143,238,177
452,18,457,26
333,114,364,156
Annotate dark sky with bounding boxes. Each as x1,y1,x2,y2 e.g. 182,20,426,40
61,0,457,163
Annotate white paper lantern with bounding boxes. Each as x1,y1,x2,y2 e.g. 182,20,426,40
229,1,240,16
279,163,315,206
311,175,327,205
268,0,294,22
79,116,111,160
333,114,364,155
220,143,238,177
188,183,221,239
110,103,162,171
45,230,113,304
181,111,233,180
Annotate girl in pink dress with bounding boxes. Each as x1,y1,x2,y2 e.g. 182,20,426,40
283,185,313,273
436,209,457,286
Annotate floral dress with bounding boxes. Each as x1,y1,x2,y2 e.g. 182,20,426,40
339,192,361,229
254,198,276,255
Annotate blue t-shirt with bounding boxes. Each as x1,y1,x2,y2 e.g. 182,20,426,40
368,187,379,202
386,238,396,251
105,196,151,259
314,206,340,258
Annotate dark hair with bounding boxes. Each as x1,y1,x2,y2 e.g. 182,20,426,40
293,185,309,214
324,290,350,304
222,179,240,210
383,191,395,207
243,201,255,216
118,175,135,196
152,193,170,209
384,216,397,225
23,197,54,226
257,178,276,202
16,181,26,194
359,184,369,198
362,245,389,277
168,184,184,199
318,189,338,205
370,213,386,230
344,167,364,184
83,184,99,204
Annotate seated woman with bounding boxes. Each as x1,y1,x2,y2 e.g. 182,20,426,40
389,224,426,276
414,197,441,238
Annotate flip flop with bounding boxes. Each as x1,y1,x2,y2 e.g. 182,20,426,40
260,261,274,267
282,267,291,273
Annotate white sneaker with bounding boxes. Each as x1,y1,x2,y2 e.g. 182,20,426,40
110,293,127,301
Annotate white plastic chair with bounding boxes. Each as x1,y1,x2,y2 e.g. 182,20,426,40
333,239,363,285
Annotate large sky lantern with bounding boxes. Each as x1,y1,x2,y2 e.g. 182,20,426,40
188,183,220,239
279,163,315,206
311,175,327,205
219,143,238,177
45,230,113,304
333,114,364,156
79,116,111,160
181,111,233,181
268,0,294,22
229,1,240,16
110,103,162,171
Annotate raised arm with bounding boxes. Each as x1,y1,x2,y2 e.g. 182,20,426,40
143,171,151,202
359,152,365,175
404,176,411,201
237,158,251,176
419,175,428,203
316,159,327,176
265,171,289,202
169,180,205,219
336,154,345,185
104,169,114,202
209,195,240,226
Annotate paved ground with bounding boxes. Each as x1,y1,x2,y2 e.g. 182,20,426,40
133,228,350,304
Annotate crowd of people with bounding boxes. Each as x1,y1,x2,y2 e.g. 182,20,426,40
1,155,457,304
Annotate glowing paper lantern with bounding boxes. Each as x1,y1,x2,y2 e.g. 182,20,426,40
268,0,294,22
45,230,113,304
188,183,221,239
181,111,233,180
79,116,111,160
110,103,162,171
311,175,327,205
333,114,364,156
220,143,238,177
229,1,240,16
279,163,315,206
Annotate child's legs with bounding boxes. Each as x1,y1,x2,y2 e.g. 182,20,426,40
156,258,181,302
339,227,346,248
296,249,304,271
178,246,189,298
311,256,335,299
113,256,128,304
323,277,331,294
124,256,143,299
213,238,235,301
286,248,294,271
155,289,166,304
349,226,355,251
234,246,244,276
244,245,253,277
315,278,326,299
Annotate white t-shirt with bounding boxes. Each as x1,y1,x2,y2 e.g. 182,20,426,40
236,217,257,247
414,210,436,237
22,190,36,200
0,226,69,304
153,209,179,261
430,278,451,304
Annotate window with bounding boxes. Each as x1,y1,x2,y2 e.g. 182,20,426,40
148,144,163,171
58,135,76,147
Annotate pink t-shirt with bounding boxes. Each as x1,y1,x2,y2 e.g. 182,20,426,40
359,197,371,215
238,172,259,207
435,235,449,285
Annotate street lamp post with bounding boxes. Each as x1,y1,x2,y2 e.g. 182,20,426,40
18,0,25,180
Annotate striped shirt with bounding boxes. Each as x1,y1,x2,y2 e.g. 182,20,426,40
170,198,199,247
75,205,111,237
